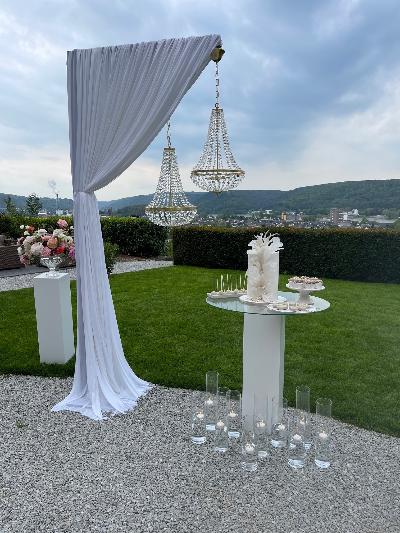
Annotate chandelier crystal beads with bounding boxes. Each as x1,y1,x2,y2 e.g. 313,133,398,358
190,47,245,193
145,122,197,227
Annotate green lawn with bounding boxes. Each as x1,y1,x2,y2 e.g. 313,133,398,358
0,266,399,437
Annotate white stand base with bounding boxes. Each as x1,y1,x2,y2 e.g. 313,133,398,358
242,314,285,429
33,273,75,364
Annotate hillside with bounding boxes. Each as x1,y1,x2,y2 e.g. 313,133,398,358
1,179,399,216
106,179,400,216
0,193,73,212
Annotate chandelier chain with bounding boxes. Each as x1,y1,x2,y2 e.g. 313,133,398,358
215,62,220,109
190,47,245,193
166,120,172,149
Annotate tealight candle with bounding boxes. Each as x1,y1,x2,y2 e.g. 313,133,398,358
205,398,214,406
196,412,205,420
256,420,266,429
216,420,225,429
244,443,255,454
228,410,238,418
318,431,329,441
277,423,285,432
292,433,302,442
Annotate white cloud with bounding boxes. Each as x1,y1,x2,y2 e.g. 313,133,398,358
242,75,400,190
313,0,363,39
0,0,399,200
0,145,72,197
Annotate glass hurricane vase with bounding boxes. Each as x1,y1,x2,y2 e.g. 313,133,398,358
40,255,64,276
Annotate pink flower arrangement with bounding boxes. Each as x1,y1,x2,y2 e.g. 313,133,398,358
17,219,75,267
57,219,69,229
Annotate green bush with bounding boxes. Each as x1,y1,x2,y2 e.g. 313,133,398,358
172,226,400,283
100,217,168,257
103,241,119,275
0,214,70,239
0,215,167,258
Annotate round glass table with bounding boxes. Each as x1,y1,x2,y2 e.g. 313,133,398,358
206,291,330,426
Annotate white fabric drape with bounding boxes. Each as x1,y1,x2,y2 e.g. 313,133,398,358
53,35,221,420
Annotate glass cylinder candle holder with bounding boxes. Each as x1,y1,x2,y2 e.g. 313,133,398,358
253,393,269,459
227,389,241,439
288,414,306,469
296,385,312,450
240,417,258,472
271,397,289,448
214,418,229,453
218,387,230,414
191,392,206,445
315,397,332,469
205,371,219,431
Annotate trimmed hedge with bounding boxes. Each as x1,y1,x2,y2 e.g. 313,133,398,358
172,226,400,283
100,217,167,256
0,215,167,257
0,215,70,239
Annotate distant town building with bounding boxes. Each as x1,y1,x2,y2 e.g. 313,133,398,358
330,208,340,224
37,210,48,218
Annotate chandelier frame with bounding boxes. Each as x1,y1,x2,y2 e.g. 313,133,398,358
190,47,245,194
145,124,197,227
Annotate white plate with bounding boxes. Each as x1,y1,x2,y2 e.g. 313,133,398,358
262,295,287,304
267,304,317,314
239,294,287,305
207,292,244,299
239,294,266,305
286,283,325,292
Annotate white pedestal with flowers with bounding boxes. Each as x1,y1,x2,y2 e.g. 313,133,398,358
18,219,76,365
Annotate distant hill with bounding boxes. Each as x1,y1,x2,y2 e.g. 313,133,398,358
0,193,73,212
1,179,399,216
104,179,400,216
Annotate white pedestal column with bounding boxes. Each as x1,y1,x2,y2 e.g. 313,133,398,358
33,273,75,364
242,314,285,429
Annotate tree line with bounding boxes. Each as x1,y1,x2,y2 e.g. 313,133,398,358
3,193,43,216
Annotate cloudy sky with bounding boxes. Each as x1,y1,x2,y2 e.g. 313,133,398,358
0,0,399,200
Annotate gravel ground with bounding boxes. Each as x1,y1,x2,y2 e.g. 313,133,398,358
0,375,399,533
0,260,172,292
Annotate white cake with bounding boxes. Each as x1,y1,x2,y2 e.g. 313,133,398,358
246,233,283,302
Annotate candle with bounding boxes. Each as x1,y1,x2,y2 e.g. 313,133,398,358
256,420,266,429
244,443,255,454
318,431,329,441
196,412,205,420
292,433,302,442
277,423,285,432
216,420,225,429
205,398,214,407
228,410,238,418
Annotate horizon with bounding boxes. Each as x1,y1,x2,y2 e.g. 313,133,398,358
0,1,400,200
1,177,399,203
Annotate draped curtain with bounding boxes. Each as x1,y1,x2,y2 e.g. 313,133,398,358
53,35,221,420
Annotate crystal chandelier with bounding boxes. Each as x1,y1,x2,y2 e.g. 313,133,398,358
145,122,197,227
190,46,245,194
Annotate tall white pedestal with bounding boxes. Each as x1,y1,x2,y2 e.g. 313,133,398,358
33,272,75,364
242,314,285,429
